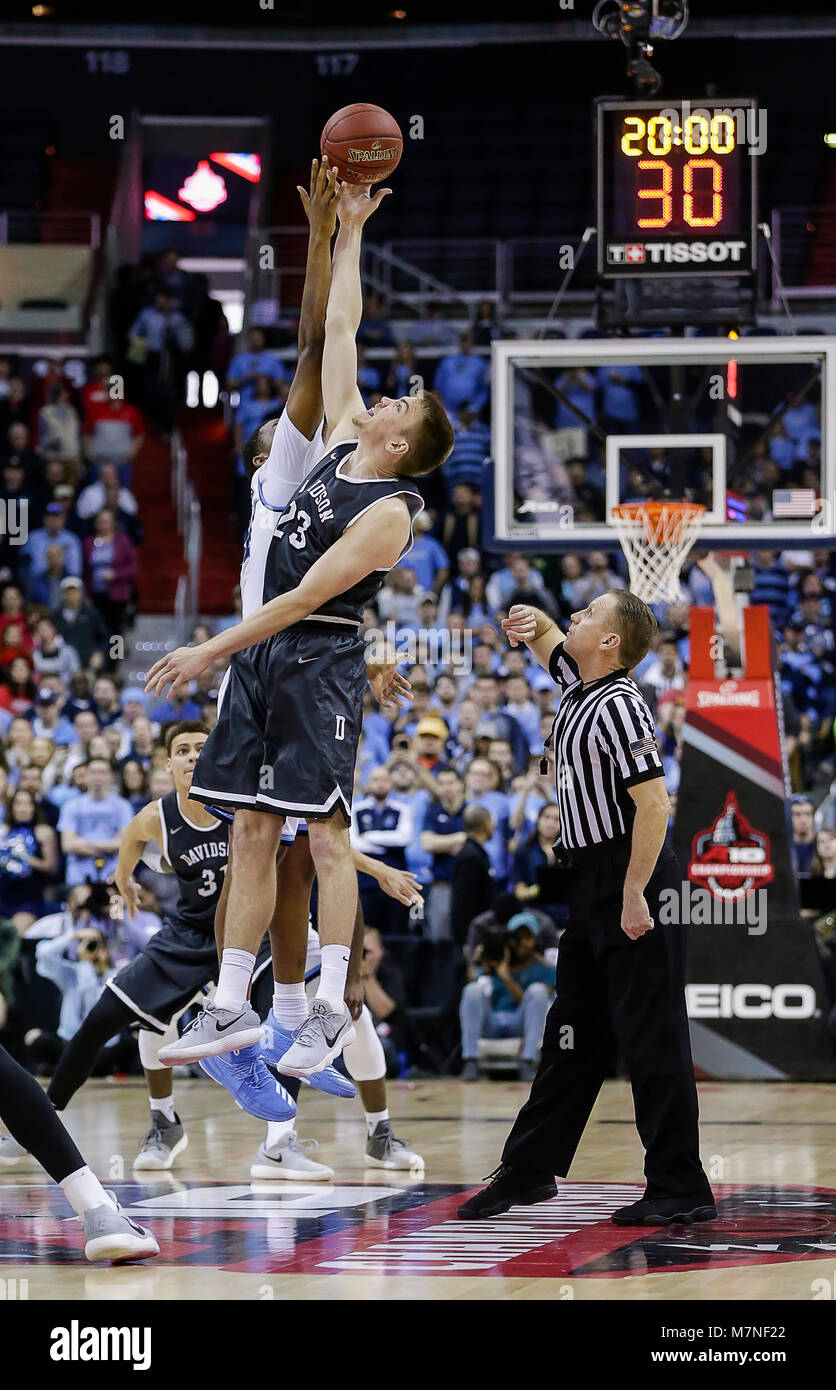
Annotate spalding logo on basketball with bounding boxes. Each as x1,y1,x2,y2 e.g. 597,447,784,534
320,103,403,185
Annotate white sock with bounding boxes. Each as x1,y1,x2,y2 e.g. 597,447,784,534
60,1165,117,1216
150,1095,176,1124
365,1108,389,1137
214,948,256,1012
272,981,308,1030
315,944,351,1013
266,1119,296,1148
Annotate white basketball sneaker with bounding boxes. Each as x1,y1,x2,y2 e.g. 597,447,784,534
250,1133,335,1182
0,1133,30,1167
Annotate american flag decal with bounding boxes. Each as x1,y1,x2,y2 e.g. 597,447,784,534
772,488,818,518
629,736,657,758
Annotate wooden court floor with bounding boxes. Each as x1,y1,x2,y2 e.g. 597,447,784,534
1,1077,835,1300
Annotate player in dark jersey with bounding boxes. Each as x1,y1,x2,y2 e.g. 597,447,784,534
147,180,455,1077
0,722,297,1176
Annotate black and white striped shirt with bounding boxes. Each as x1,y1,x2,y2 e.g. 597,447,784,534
548,645,665,851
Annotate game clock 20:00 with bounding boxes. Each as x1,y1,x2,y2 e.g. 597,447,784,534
596,98,758,276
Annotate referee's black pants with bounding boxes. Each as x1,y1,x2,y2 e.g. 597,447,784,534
502,837,711,1200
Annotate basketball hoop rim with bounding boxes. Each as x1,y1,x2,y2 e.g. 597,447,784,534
611,500,706,545
611,500,707,523
610,502,707,601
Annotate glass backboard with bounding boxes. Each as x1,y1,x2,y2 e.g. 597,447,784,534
490,337,835,551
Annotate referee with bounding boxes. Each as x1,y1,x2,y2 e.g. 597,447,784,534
458,592,716,1227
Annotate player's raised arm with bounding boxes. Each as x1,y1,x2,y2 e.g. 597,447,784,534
351,850,424,907
113,800,163,920
283,157,342,439
501,603,565,672
322,183,391,448
145,496,412,696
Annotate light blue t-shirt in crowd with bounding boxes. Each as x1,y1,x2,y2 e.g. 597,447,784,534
57,792,134,886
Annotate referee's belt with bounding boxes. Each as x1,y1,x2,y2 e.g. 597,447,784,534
558,833,632,868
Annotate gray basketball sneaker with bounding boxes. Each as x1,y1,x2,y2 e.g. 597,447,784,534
276,1000,356,1077
82,1196,160,1264
133,1113,189,1171
250,1133,335,1182
157,1002,265,1065
0,1133,30,1166
365,1120,425,1172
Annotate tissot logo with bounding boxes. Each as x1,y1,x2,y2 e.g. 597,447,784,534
686,983,817,1019
607,239,748,265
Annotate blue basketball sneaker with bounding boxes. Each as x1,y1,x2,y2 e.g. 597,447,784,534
260,1011,356,1099
199,1044,297,1122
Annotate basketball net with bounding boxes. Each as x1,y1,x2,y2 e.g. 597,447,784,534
611,501,706,604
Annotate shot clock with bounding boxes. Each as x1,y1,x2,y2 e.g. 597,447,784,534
597,98,758,277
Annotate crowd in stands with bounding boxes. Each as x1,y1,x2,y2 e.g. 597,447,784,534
0,277,834,1082
226,300,494,510
112,248,231,433
0,355,143,640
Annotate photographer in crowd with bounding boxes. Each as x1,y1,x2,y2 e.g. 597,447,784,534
459,914,555,1081
25,901,138,1079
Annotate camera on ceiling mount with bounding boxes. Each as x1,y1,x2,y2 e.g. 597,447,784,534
592,0,689,96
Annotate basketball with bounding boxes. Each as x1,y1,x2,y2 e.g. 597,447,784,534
320,102,403,184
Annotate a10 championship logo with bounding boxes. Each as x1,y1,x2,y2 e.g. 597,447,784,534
688,790,775,902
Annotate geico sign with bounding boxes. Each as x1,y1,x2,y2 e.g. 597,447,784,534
686,984,817,1019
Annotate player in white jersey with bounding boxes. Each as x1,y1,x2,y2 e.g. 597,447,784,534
239,409,325,622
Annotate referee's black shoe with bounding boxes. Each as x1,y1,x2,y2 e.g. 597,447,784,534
611,1193,717,1227
457,1164,557,1220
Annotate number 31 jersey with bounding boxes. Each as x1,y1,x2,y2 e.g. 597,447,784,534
156,791,229,932
262,440,424,624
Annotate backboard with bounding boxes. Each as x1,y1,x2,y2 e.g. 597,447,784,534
489,336,835,552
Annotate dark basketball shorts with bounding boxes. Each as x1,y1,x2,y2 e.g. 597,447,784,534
189,623,366,823
106,917,272,1034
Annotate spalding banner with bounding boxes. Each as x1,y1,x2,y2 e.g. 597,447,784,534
673,606,833,1080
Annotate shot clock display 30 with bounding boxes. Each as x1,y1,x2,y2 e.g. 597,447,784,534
597,98,758,277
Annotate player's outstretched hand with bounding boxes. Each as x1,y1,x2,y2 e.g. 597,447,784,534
115,874,141,922
501,604,538,648
344,977,365,1021
695,551,730,579
297,156,342,238
367,660,412,709
378,865,424,908
145,645,210,699
337,182,392,227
